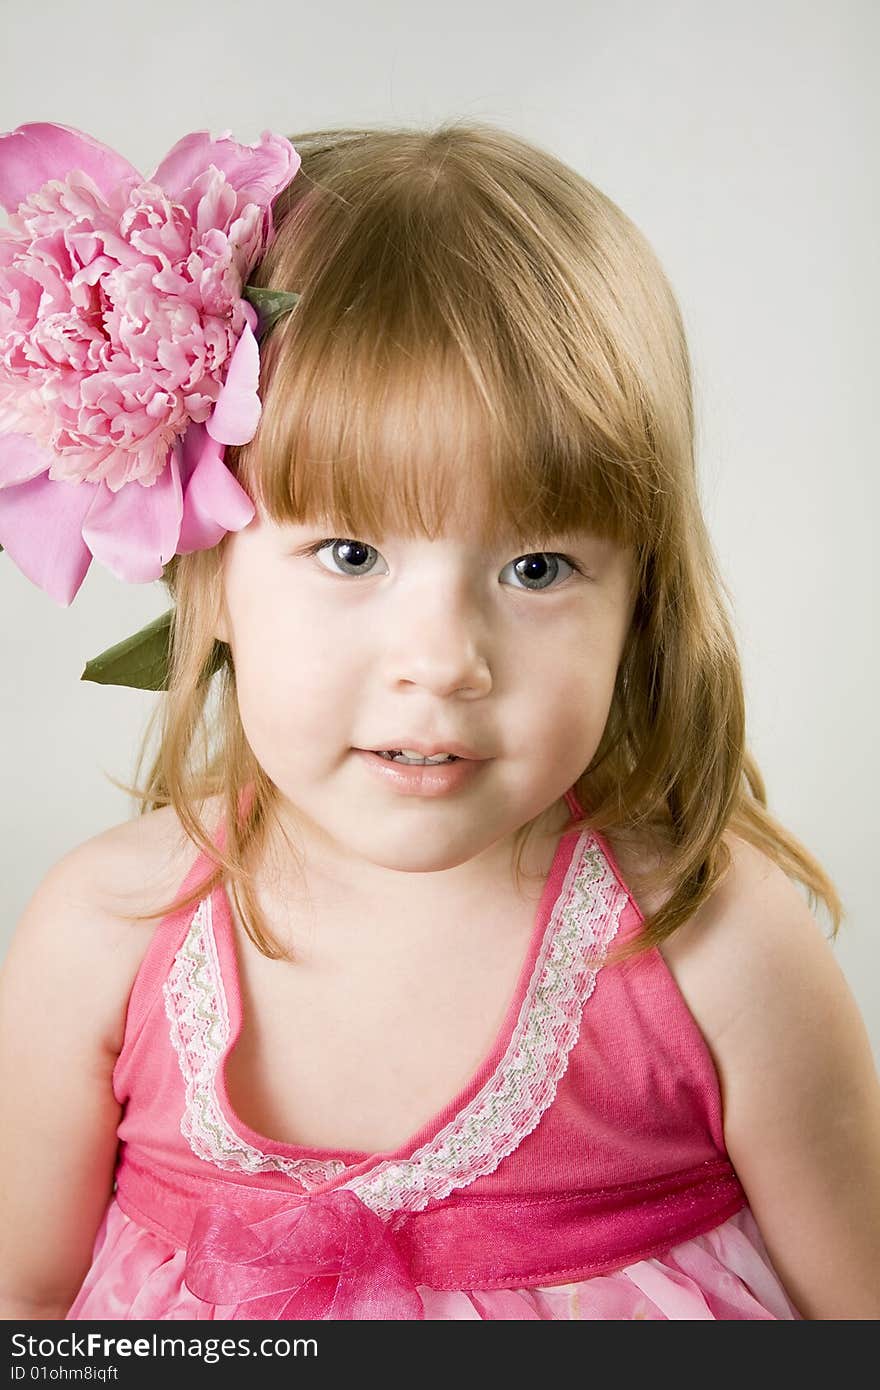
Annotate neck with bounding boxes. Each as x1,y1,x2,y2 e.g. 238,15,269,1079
237,794,575,953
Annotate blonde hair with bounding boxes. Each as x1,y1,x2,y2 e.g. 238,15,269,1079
111,120,843,966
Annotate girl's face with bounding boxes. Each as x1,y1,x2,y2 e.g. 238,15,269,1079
216,504,636,900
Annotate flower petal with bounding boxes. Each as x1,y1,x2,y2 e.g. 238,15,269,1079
176,426,255,553
205,310,261,445
0,470,95,605
151,129,299,207
0,433,56,488
0,123,141,214
82,452,183,583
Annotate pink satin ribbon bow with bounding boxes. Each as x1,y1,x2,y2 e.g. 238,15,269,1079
183,1188,425,1319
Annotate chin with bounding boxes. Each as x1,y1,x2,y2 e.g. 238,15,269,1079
361,814,507,866
366,842,481,875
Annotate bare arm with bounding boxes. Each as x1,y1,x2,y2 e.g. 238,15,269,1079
676,837,880,1320
0,841,140,1317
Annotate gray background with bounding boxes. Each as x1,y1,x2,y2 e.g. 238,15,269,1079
1,0,877,1062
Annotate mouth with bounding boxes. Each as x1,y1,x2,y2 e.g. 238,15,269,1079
363,749,460,765
357,741,485,762
352,748,489,796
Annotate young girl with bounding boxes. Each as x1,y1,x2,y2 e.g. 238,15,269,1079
1,119,878,1323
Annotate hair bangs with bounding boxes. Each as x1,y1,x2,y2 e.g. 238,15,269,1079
230,132,657,556
233,292,650,557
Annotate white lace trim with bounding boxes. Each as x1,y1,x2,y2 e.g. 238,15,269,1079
163,831,628,1210
163,900,348,1187
346,836,625,1215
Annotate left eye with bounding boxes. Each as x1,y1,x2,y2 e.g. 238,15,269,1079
306,539,381,577
304,539,582,590
505,553,579,591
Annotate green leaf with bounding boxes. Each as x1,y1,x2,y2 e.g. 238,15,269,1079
80,609,227,691
243,284,300,340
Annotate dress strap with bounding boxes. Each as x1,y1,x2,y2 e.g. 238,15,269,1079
564,785,586,822
112,794,254,1077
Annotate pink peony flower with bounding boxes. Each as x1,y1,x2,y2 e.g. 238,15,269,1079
0,123,300,604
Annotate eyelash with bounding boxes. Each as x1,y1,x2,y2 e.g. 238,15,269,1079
300,538,588,589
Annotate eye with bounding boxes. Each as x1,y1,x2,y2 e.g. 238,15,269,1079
502,553,580,591
304,539,583,590
308,538,386,577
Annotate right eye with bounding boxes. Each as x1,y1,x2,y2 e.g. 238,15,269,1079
308,538,386,577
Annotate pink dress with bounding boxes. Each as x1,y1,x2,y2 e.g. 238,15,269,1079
66,787,802,1320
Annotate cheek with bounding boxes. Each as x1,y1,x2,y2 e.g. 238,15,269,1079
228,600,352,760
518,640,620,752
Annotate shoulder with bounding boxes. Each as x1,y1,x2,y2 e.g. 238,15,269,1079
83,795,222,921
655,832,849,1054
614,827,867,1074
651,825,874,1116
4,797,221,1059
58,796,218,934
608,824,873,1157
612,828,880,1318
609,828,829,1045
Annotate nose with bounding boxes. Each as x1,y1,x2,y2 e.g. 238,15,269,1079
379,572,493,697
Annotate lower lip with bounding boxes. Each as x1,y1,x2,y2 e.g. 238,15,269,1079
353,749,489,796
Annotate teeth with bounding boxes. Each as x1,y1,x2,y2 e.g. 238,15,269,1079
378,749,457,764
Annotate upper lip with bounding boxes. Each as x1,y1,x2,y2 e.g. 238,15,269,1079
360,739,488,761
